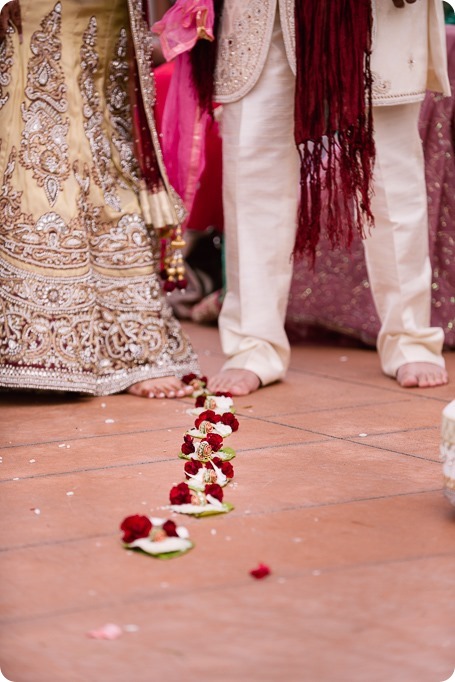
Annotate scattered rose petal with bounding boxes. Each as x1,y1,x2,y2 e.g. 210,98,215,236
29,459,36,463
101,403,106,408
12,477,19,481
66,491,74,496
358,433,368,438
210,529,217,535
250,563,271,579
105,419,115,424
66,445,71,449
87,623,122,640
30,508,40,515
58,444,66,448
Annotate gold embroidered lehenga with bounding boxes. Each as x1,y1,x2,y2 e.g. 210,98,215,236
0,0,199,395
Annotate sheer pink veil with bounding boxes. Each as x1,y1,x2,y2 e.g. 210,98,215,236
152,1,215,223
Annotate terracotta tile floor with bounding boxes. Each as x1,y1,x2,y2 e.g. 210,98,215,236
1,323,454,682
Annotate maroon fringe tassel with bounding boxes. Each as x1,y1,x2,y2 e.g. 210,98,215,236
294,0,375,263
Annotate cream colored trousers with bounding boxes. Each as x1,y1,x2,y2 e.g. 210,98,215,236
218,16,445,384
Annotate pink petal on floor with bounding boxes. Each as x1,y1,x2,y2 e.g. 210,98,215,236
86,623,123,640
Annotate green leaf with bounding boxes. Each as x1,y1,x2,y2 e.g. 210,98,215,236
219,447,236,461
191,502,234,517
126,544,194,559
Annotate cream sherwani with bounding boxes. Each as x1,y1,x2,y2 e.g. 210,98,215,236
214,0,450,384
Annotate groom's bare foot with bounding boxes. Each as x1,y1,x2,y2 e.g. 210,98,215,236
127,377,194,399
207,369,261,396
396,362,448,388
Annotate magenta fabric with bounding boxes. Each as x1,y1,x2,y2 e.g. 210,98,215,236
152,0,214,62
152,0,216,225
154,62,223,232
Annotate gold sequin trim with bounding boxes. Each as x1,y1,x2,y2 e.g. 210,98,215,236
106,27,141,188
79,16,121,211
0,33,14,111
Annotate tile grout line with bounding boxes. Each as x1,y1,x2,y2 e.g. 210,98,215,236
1,548,454,628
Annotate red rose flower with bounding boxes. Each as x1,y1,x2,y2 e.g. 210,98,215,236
182,373,197,384
162,519,179,537
215,391,232,398
120,515,152,544
205,432,223,452
210,457,234,479
184,459,203,478
250,563,271,579
181,434,195,455
221,412,239,432
221,460,234,478
169,482,192,505
195,410,221,428
195,395,206,408
204,483,224,502
182,373,207,387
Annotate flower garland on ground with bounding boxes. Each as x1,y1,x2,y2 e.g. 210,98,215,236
119,374,239,558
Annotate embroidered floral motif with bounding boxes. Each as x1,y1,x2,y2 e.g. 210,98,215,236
0,2,199,395
371,71,392,97
79,16,121,211
0,149,88,269
0,158,198,393
89,214,157,270
0,34,14,111
0,148,37,250
19,2,70,207
107,27,141,187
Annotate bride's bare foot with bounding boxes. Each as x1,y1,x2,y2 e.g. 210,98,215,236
396,362,449,388
127,377,194,399
207,369,261,396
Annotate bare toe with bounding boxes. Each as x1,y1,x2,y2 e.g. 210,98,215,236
207,369,261,396
396,362,448,389
127,377,193,399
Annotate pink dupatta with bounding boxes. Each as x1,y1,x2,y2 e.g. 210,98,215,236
152,1,215,224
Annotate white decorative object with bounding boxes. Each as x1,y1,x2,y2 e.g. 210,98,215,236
440,399,455,506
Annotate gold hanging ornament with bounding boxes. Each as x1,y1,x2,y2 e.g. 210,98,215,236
161,224,187,293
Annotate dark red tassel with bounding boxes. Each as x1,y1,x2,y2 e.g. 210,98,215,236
294,0,375,264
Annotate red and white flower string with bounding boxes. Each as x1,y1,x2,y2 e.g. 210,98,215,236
119,374,238,557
